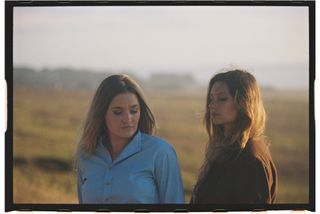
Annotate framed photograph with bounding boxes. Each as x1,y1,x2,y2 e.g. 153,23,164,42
5,0,315,212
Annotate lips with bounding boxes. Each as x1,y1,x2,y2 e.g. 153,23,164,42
121,126,134,129
211,112,220,117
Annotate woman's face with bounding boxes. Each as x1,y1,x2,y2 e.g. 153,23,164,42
105,92,141,143
209,81,238,132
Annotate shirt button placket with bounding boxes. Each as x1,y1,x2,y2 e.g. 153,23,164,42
104,165,113,203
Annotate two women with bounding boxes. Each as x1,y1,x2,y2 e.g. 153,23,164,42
76,70,277,204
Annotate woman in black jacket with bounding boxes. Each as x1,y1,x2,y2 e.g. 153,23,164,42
191,70,277,204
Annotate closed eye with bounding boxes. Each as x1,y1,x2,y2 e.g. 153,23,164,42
130,105,140,114
218,97,228,102
113,110,122,116
209,97,228,103
130,110,139,114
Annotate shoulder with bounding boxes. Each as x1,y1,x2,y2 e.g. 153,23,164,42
76,140,105,170
76,149,94,169
140,132,176,154
76,148,87,164
241,140,272,164
228,140,278,203
236,140,277,180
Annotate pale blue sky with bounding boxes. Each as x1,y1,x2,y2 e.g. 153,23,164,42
13,6,309,89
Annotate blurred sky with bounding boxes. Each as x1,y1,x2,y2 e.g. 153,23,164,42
13,6,309,89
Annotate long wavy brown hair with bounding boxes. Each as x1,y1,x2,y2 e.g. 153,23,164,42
194,69,266,193
76,74,156,157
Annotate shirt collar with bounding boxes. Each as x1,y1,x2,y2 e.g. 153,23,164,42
97,130,142,166
114,130,142,164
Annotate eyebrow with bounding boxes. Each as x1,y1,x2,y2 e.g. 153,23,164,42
111,104,140,110
210,92,228,97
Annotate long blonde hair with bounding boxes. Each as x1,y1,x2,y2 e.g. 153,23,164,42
194,69,266,191
77,74,155,157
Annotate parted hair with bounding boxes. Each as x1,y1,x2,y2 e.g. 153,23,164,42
77,74,155,156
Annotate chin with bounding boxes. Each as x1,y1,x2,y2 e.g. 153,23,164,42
212,120,222,125
120,130,137,138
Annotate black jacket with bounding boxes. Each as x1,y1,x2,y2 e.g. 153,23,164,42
191,140,277,204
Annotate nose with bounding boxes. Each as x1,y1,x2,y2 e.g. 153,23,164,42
122,111,132,123
209,100,216,110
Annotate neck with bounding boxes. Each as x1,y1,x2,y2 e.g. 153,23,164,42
109,136,130,161
223,126,231,136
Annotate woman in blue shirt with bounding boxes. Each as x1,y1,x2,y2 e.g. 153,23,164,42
76,74,185,204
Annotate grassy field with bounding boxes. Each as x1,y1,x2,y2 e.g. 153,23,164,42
12,87,310,204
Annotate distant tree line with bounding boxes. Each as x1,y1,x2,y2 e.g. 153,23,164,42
13,67,114,91
12,66,200,92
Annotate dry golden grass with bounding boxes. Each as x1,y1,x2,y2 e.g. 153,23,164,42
12,87,310,204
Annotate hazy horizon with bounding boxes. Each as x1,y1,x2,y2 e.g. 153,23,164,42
13,6,309,90
13,64,309,91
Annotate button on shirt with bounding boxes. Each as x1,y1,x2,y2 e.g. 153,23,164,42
77,131,185,204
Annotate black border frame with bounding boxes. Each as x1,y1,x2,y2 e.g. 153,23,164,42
5,0,316,212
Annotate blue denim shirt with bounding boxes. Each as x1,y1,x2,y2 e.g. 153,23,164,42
77,131,185,204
